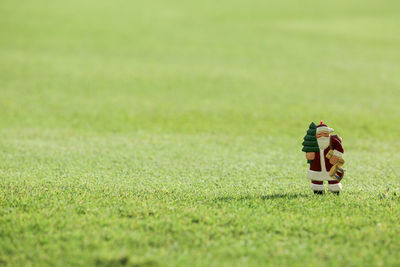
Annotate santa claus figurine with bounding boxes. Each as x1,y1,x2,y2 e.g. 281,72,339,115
305,122,344,195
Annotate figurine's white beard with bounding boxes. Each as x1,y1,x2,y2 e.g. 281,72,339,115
317,137,330,150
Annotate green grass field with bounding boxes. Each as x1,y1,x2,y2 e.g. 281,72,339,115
1,0,400,266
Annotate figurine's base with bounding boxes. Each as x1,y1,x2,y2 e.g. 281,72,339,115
313,190,340,196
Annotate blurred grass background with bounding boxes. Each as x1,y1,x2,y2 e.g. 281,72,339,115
1,0,399,137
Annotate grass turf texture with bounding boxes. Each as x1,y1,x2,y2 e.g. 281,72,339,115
1,0,400,266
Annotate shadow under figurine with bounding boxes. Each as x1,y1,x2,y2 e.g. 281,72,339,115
302,121,345,195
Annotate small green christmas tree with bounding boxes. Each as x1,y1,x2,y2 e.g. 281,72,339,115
302,122,319,163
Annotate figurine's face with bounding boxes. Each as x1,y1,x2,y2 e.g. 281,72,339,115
316,131,329,138
316,131,330,149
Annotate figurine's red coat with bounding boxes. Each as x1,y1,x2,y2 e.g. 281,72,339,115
308,135,344,180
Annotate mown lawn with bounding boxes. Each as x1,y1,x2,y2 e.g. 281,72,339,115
1,0,400,266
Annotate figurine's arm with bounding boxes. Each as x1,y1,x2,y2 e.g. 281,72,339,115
330,137,344,164
306,152,315,160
